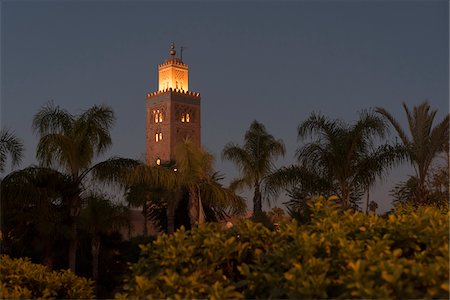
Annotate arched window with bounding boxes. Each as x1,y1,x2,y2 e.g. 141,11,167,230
159,132,163,141
186,113,190,123
181,113,185,122
156,158,161,166
159,112,163,122
155,133,159,142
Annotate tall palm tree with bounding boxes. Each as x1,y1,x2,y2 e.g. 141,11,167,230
33,102,136,272
376,101,449,204
0,129,24,173
79,193,129,296
296,111,405,208
222,121,285,214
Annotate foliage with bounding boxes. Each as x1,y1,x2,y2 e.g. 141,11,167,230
117,197,449,299
0,255,94,299
391,164,449,211
79,193,130,295
266,164,332,205
0,129,24,173
295,111,405,208
0,167,72,267
222,120,285,213
32,102,136,271
127,140,246,233
376,101,449,204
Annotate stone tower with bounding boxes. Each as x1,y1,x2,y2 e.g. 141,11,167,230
146,43,201,165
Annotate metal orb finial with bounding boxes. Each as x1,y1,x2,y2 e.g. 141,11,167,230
169,42,176,56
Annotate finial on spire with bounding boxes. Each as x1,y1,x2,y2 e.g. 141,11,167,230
169,42,176,57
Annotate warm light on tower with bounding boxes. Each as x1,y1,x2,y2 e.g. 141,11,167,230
157,46,189,91
146,43,201,166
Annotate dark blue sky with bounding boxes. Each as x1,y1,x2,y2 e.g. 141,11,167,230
1,1,448,212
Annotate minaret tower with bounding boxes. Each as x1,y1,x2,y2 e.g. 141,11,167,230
146,43,201,165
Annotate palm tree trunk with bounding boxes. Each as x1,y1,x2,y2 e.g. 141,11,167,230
68,222,77,272
43,240,54,269
68,194,81,272
198,185,205,225
253,182,262,214
91,235,101,297
167,202,175,234
365,187,370,214
127,202,132,239
142,202,148,237
1,230,12,256
340,184,350,208
188,187,199,228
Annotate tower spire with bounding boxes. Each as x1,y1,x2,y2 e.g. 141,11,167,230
169,42,176,57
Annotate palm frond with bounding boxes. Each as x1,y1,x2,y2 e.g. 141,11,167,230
0,129,24,173
200,180,247,218
78,105,115,156
33,101,74,136
89,157,141,185
79,192,129,235
375,106,410,146
36,133,78,172
229,176,252,192
222,143,253,176
126,164,178,191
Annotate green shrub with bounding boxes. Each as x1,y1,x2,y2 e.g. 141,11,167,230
0,255,94,299
117,197,449,299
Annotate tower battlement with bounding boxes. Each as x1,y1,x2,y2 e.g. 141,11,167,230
146,89,200,99
158,58,188,68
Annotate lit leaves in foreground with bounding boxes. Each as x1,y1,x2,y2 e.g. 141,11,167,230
118,197,449,299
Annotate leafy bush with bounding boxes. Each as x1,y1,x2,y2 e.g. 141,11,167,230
0,255,94,299
117,197,449,299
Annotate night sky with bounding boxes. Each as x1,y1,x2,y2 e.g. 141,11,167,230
1,1,448,212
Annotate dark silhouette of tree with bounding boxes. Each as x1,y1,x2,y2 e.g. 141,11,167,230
0,129,24,173
33,102,136,272
222,121,285,214
376,101,449,204
295,111,405,208
79,193,129,296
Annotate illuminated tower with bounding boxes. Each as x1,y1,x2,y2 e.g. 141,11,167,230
146,43,201,165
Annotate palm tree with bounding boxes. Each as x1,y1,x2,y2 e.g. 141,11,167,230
222,121,285,214
1,166,71,267
124,163,180,233
265,164,333,203
198,171,246,222
124,181,174,235
376,101,449,204
79,193,129,296
33,102,136,272
296,111,405,208
128,139,246,231
174,138,216,227
0,129,24,173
